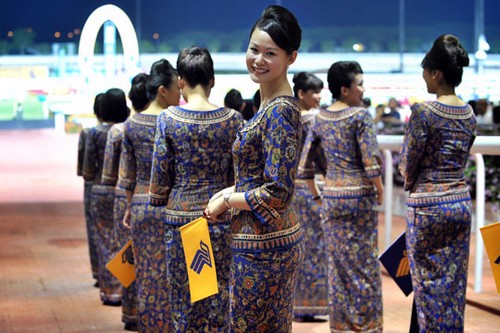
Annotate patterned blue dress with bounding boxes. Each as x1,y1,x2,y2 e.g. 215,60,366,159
82,123,122,304
149,106,242,332
293,111,328,318
230,96,304,333
118,113,169,332
102,122,137,328
300,106,383,332
399,101,476,332
77,127,98,281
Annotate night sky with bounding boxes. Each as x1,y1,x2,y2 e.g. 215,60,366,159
0,0,499,47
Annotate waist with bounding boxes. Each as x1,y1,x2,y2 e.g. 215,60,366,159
323,185,375,198
231,223,303,252
407,188,470,207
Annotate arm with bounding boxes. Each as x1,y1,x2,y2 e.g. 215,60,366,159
82,128,97,181
101,126,122,186
398,104,428,191
149,112,175,206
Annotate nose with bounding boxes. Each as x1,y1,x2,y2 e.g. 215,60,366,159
254,53,264,65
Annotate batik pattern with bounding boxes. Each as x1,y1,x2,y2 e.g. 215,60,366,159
118,113,169,332
77,128,98,280
299,106,383,332
293,111,328,317
102,123,137,327
399,101,476,332
149,107,242,332
230,96,304,332
83,123,122,303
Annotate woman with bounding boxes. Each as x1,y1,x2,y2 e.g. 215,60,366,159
205,6,303,332
149,47,242,332
82,88,130,305
299,61,384,332
78,93,103,285
101,73,150,331
399,34,476,332
118,59,179,332
291,71,328,321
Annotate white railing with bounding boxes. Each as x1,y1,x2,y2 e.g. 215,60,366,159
378,135,500,293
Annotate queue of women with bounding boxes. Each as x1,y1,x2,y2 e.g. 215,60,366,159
77,5,477,333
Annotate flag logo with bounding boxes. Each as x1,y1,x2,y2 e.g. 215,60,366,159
495,255,500,265
180,217,219,303
190,240,212,274
396,250,410,278
122,245,134,264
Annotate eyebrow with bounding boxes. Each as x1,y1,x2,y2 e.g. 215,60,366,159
249,41,280,51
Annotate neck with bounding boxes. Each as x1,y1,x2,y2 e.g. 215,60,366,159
259,80,292,108
182,85,217,111
142,100,164,115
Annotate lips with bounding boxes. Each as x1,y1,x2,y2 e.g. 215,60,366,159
252,66,269,74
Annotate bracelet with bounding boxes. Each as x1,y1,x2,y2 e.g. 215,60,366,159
312,195,322,201
223,192,232,209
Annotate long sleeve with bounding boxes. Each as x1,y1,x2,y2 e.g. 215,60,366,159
117,127,137,191
149,112,175,206
356,111,382,179
101,125,123,186
399,104,428,191
82,128,97,182
245,102,301,225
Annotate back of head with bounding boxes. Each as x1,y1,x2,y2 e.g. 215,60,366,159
129,73,150,112
101,88,130,123
250,5,302,54
176,46,214,88
224,89,244,111
93,93,105,121
327,61,363,100
421,34,469,87
292,72,324,98
147,58,177,100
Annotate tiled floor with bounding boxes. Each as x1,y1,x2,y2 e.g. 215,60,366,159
0,129,498,332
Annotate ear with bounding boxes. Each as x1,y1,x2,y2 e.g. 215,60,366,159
179,77,186,90
340,86,349,97
298,89,305,100
288,50,298,66
432,70,443,81
209,77,215,89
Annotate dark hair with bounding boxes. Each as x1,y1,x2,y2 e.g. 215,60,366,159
93,93,104,120
250,5,301,54
292,72,324,98
241,99,255,121
101,88,130,123
176,46,214,88
327,61,363,100
147,58,177,100
128,73,150,112
224,89,244,111
421,34,469,87
253,89,261,110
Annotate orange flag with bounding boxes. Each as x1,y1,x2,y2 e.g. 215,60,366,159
480,221,500,293
106,239,135,288
180,217,218,303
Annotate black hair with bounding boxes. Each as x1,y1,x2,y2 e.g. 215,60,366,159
224,89,244,111
128,73,150,112
93,92,104,120
147,58,177,100
250,5,301,54
101,88,130,123
176,46,214,88
253,89,261,110
327,61,363,100
292,72,324,98
421,34,469,87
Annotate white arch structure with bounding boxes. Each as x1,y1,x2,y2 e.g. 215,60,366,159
78,4,139,84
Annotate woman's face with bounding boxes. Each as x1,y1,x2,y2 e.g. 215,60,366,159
246,28,293,85
300,89,322,110
344,73,365,107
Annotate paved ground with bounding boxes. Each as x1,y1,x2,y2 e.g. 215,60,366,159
0,129,498,332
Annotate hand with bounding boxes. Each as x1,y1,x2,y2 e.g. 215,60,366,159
376,189,384,206
204,196,228,223
123,207,131,229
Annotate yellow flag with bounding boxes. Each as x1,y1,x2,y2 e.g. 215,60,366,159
180,217,218,303
106,239,135,288
480,221,500,294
